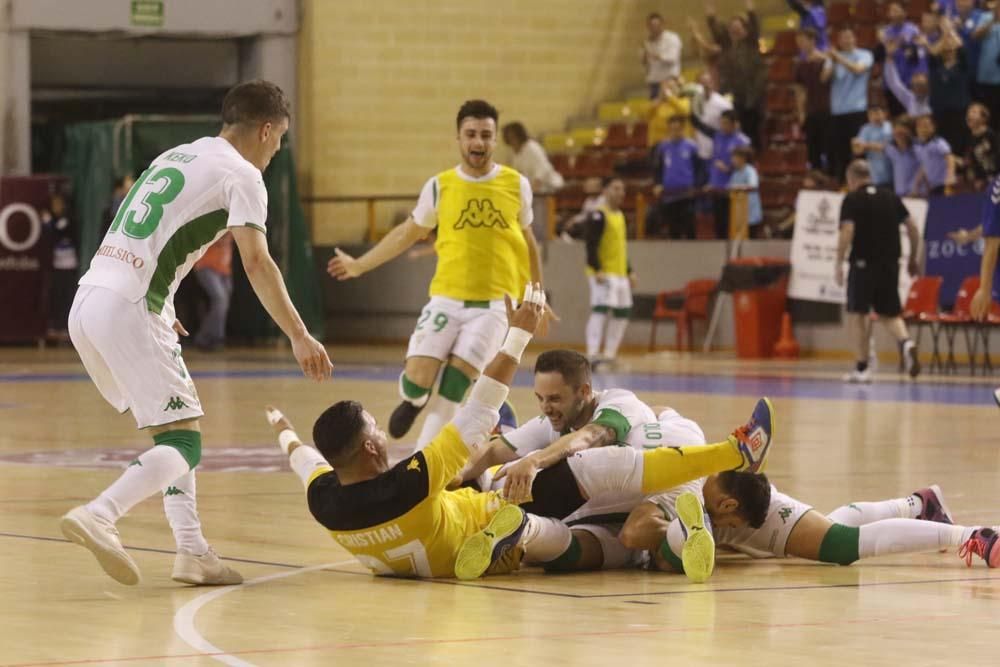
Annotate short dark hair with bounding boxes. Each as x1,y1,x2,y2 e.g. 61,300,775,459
799,27,819,42
457,99,499,130
502,121,529,143
720,110,738,124
648,12,663,22
716,471,771,529
847,159,871,181
534,350,591,388
602,175,624,189
731,146,754,162
312,400,366,466
868,102,885,112
668,115,686,126
221,80,290,126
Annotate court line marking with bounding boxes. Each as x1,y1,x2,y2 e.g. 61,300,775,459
1,610,966,667
0,531,306,569
173,560,354,667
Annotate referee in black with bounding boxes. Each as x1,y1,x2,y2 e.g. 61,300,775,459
834,160,923,383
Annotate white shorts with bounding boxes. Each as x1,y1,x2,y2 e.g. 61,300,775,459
562,447,646,524
628,408,707,450
713,488,813,558
69,285,203,429
405,296,507,372
589,275,633,311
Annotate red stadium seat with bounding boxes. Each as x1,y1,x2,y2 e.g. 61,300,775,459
765,86,796,114
827,1,852,26
650,279,718,351
854,0,885,24
901,275,943,370
758,149,788,177
771,31,799,57
768,57,796,84
854,24,879,50
935,276,979,374
603,123,630,150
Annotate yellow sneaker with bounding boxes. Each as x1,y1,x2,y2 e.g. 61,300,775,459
454,504,527,580
676,491,715,584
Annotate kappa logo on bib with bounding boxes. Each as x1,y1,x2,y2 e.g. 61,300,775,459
454,199,510,230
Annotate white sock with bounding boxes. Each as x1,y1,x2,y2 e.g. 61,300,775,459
575,525,635,570
416,397,460,449
857,519,975,558
521,514,572,563
86,445,190,523
289,445,331,488
586,312,607,357
826,496,922,527
163,470,209,555
665,517,686,557
603,317,628,359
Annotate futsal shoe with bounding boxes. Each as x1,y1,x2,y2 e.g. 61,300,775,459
60,506,141,586
959,528,1000,568
843,368,873,384
913,485,954,524
172,547,243,585
729,397,774,473
454,504,528,580
388,400,425,439
676,491,716,584
993,387,1000,408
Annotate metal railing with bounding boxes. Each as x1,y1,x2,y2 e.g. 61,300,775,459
302,190,756,242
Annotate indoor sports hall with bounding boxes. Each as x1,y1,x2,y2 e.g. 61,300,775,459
2,1,999,666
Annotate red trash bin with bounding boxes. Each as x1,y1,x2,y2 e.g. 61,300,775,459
725,258,790,359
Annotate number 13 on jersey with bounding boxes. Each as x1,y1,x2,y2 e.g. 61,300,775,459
109,166,186,239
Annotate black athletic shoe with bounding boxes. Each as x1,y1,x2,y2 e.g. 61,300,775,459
388,401,424,439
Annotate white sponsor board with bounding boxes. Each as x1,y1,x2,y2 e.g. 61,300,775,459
788,190,927,304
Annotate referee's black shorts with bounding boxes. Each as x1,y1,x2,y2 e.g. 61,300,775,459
846,260,901,317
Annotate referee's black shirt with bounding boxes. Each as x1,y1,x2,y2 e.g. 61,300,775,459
839,185,910,264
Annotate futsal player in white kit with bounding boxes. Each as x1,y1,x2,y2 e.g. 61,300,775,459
60,80,333,586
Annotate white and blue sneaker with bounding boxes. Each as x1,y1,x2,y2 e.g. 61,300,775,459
729,397,775,473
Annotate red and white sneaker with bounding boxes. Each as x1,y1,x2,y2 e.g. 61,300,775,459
958,528,1000,568
913,485,954,524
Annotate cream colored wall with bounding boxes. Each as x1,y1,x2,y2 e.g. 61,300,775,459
298,0,781,244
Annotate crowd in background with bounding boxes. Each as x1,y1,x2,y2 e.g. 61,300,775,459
516,0,1000,241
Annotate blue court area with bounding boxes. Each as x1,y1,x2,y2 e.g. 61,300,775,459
2,361,995,407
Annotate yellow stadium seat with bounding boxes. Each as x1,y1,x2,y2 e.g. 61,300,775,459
598,102,631,123
625,97,653,119
543,133,574,153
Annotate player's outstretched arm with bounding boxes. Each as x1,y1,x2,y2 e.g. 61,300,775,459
327,218,429,280
232,227,332,381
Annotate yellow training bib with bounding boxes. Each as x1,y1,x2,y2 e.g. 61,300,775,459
587,206,629,277
429,166,531,301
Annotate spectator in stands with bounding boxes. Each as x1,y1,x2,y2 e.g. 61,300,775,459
936,0,959,19
727,146,763,238
693,109,752,239
794,28,832,173
642,13,683,99
652,116,700,239
502,121,565,239
647,77,693,147
911,115,955,196
921,11,944,47
824,28,875,182
881,2,929,93
953,0,987,86
884,40,933,116
923,22,973,154
688,17,722,86
43,192,79,338
972,5,1000,131
786,0,828,51
691,70,733,179
707,0,767,148
193,232,234,352
885,117,921,197
963,102,1000,189
560,177,605,241
852,104,894,188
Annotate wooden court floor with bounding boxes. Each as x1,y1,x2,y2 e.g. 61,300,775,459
2,345,999,666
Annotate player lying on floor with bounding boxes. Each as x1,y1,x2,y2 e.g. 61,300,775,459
264,285,775,579
528,405,1000,580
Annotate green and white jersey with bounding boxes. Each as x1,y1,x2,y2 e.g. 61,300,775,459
79,136,267,322
501,389,656,457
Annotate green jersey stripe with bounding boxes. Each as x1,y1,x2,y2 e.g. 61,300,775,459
145,209,228,314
